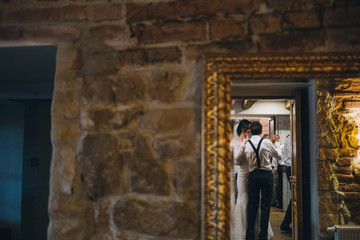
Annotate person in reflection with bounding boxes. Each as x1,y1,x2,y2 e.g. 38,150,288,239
231,120,276,240
279,135,292,234
231,119,250,240
236,121,282,240
230,119,239,220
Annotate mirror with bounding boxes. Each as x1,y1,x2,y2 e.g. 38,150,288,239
202,53,360,239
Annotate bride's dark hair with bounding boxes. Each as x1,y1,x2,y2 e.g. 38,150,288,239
236,119,251,136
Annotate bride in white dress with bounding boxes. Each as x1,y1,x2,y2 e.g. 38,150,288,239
230,120,274,240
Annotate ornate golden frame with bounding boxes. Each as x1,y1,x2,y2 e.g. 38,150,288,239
203,53,360,239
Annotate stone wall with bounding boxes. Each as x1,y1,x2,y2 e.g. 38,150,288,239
317,78,360,238
0,0,360,239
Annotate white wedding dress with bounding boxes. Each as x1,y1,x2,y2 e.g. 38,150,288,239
231,140,274,240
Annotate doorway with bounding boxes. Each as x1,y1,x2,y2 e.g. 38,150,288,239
230,79,317,240
0,46,57,240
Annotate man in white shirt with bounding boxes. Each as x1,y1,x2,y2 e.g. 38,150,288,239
279,135,292,234
239,121,282,240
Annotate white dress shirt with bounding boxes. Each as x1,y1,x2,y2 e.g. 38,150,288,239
236,135,282,172
279,135,291,167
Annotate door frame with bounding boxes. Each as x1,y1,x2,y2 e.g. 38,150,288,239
291,94,303,240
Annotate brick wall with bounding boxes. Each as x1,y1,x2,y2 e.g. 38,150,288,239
1,0,360,239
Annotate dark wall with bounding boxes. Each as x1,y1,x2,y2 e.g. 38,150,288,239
0,101,25,240
20,100,52,240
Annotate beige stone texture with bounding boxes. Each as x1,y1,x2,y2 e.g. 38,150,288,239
318,192,341,237
318,161,335,190
131,132,171,195
319,148,339,161
81,76,115,105
148,70,185,103
115,72,147,104
113,194,199,238
77,133,128,200
140,108,197,135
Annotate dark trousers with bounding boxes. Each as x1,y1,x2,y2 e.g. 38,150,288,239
277,165,283,208
246,170,274,240
281,166,292,228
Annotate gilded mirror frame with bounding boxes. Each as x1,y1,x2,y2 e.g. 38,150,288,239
202,53,360,239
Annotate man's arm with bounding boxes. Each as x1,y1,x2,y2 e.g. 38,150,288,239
267,138,282,161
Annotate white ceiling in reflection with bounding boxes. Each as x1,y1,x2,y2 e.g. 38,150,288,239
231,99,290,117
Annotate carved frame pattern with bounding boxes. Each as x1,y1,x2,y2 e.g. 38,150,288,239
203,53,360,239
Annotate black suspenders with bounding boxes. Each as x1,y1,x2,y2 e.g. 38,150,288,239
248,138,264,168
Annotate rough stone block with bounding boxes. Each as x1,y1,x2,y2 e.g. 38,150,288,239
354,166,360,184
134,21,206,45
345,201,360,209
267,0,303,9
334,81,360,92
53,91,79,119
210,19,248,41
126,3,155,23
112,107,144,130
318,192,341,234
80,51,118,76
339,148,358,158
89,24,129,41
185,40,255,60
52,118,81,144
284,10,321,29
318,161,334,190
344,101,360,109
319,148,339,161
81,76,115,105
0,26,21,40
343,192,360,202
92,4,124,21
94,198,110,234
336,174,354,183
140,108,196,134
126,1,258,23
317,132,339,148
338,183,360,192
22,25,80,40
115,72,146,104
173,161,201,201
131,133,170,195
148,70,184,102
11,7,61,22
336,157,352,166
81,108,114,132
154,135,199,160
334,166,353,175
250,13,282,35
313,0,331,4
77,133,127,200
257,31,325,52
146,46,182,64
324,7,360,27
48,215,94,240
63,5,87,21
347,135,359,148
113,194,199,238
327,28,360,49
118,49,147,67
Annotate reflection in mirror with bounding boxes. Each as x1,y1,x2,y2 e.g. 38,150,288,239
230,99,292,240
203,53,360,239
